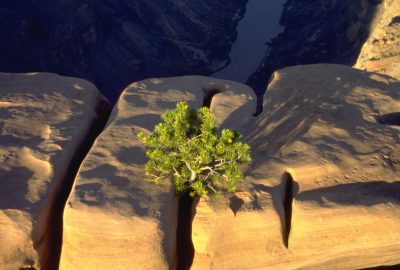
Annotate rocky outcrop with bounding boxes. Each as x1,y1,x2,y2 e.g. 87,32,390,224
355,0,400,80
59,76,255,269
0,0,247,101
0,73,109,270
3,65,399,269
191,64,400,269
247,0,383,94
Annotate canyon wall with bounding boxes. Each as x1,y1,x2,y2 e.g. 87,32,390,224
355,0,400,80
0,0,247,101
247,0,383,94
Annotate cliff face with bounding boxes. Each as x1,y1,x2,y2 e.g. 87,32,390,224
355,0,400,79
0,0,246,101
247,0,382,94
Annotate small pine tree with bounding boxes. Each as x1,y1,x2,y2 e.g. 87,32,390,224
137,102,251,197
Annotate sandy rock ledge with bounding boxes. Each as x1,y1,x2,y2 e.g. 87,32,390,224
0,73,109,270
190,64,400,270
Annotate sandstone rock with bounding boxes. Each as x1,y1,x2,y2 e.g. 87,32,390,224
59,76,255,269
355,0,400,80
0,73,108,270
191,64,400,269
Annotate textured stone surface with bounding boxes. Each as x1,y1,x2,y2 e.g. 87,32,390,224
0,0,247,101
0,73,107,270
59,76,255,269
191,64,400,269
355,0,400,80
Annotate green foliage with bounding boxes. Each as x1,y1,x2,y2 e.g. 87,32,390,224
137,102,251,197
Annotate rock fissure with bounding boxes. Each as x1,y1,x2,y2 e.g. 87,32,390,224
176,88,225,269
375,112,400,126
202,89,222,108
42,99,112,270
176,193,195,270
282,172,295,248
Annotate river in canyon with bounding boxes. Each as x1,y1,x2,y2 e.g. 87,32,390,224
213,0,286,83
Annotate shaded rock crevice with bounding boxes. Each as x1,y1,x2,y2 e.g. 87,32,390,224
176,193,196,270
375,112,400,126
360,263,400,269
202,89,223,108
175,87,220,270
282,172,296,248
39,97,112,270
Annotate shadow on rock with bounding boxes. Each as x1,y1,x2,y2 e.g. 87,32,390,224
297,181,400,206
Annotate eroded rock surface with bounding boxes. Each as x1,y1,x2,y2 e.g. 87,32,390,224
191,64,400,269
0,73,108,270
59,76,255,269
355,0,400,80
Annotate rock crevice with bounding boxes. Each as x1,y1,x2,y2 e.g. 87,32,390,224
282,172,295,248
44,97,111,270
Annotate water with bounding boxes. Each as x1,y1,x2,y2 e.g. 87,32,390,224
213,0,286,83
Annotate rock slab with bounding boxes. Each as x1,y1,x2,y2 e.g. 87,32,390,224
59,76,255,270
0,73,108,270
191,64,400,269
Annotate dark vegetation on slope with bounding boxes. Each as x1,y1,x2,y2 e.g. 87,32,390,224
0,0,386,104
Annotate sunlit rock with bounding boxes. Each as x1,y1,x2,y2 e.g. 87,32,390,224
0,73,108,270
